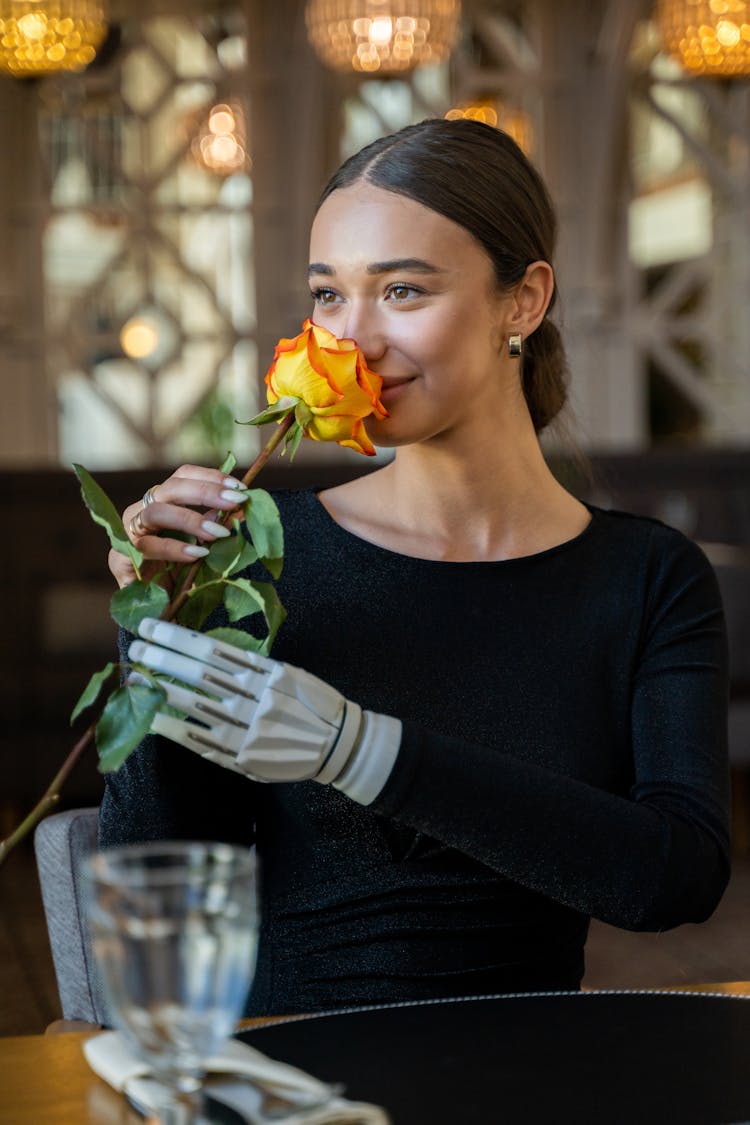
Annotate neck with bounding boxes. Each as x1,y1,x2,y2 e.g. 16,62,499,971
372,414,580,561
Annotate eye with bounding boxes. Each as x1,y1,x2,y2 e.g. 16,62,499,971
310,287,339,306
385,283,423,302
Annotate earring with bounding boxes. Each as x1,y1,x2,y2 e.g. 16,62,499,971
508,334,523,358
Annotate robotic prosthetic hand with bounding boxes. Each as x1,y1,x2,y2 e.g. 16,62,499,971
129,619,402,805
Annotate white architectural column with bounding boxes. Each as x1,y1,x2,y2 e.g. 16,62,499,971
530,0,649,449
242,0,353,467
0,76,54,465
243,2,339,364
708,81,750,442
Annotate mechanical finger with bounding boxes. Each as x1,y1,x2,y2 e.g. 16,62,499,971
129,639,251,701
138,618,274,680
158,679,252,733
150,712,249,776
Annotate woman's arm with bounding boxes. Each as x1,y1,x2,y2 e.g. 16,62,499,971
370,533,730,932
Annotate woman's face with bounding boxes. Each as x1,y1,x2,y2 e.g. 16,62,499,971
308,181,521,448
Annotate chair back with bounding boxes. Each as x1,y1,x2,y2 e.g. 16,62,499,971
34,807,109,1025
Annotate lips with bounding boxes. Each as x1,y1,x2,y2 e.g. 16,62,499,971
379,376,414,387
378,376,415,403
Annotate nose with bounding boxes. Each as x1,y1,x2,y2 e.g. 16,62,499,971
342,302,387,365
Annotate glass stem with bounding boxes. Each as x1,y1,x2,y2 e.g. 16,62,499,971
150,1076,205,1125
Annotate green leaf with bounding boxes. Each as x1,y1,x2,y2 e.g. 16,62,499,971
110,581,170,634
205,627,266,653
245,490,284,578
218,450,237,475
205,525,258,577
284,423,304,462
225,577,266,623
73,464,143,572
96,682,165,773
239,396,298,427
251,580,287,653
219,579,286,652
176,579,225,630
70,661,117,725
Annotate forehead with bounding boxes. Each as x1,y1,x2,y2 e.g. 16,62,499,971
310,181,488,271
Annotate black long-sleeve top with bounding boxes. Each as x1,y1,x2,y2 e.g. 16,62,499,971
100,491,730,1015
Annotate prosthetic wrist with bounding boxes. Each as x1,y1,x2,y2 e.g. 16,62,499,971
129,618,401,805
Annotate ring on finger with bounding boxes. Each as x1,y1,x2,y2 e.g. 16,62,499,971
142,484,160,508
129,510,148,539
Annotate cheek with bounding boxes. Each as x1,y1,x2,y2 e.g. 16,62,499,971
397,310,464,369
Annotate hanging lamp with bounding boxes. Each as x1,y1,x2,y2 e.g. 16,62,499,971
0,0,107,76
305,0,461,74
655,0,750,77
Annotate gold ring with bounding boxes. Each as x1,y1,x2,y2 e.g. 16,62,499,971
142,485,159,507
129,510,147,539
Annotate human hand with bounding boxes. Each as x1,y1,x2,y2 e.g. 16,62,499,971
109,465,250,589
129,618,402,803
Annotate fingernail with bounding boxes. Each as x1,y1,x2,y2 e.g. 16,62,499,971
202,520,231,538
184,545,209,558
222,477,245,489
220,489,248,505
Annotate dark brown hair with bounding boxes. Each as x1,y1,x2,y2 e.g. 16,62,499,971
317,118,568,433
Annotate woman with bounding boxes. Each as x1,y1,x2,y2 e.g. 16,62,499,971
103,119,730,1015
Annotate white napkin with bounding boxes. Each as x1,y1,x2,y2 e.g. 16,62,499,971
83,1030,390,1124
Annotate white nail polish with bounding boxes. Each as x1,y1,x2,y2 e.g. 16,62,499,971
222,477,244,489
202,520,231,538
220,489,248,505
184,545,210,558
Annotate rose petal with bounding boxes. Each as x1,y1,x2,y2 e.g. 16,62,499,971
338,417,377,456
354,357,389,419
306,330,345,393
271,346,343,408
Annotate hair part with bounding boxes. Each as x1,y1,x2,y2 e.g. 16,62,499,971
318,119,569,433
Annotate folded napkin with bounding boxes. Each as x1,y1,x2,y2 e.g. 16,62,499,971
84,1030,390,1124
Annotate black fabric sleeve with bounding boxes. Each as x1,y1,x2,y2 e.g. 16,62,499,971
371,532,730,932
98,628,260,850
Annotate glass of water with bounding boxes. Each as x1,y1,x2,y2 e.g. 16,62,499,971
83,840,259,1124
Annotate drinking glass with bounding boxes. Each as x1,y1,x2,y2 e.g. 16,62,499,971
82,840,259,1124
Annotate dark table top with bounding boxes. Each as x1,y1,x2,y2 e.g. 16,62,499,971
242,990,750,1124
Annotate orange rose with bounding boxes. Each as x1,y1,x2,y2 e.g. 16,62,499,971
264,318,388,456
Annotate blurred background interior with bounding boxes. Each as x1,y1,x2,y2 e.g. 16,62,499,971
1,0,750,1033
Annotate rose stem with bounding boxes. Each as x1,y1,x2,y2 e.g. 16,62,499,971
164,412,295,621
0,719,97,865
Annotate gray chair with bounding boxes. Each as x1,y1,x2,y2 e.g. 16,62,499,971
33,806,109,1025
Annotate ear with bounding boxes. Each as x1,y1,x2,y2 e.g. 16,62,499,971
507,261,555,336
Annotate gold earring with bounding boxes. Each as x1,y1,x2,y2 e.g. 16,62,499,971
508,334,523,358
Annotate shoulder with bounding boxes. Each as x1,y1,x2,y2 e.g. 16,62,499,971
590,505,712,567
589,505,722,615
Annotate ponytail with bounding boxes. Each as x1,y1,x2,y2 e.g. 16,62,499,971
522,317,569,433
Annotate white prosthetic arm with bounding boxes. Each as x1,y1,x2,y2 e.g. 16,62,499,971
128,618,402,805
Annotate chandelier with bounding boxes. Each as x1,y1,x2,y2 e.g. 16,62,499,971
0,0,107,75
305,0,461,74
656,0,750,77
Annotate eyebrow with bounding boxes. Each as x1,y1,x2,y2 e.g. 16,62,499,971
308,258,446,278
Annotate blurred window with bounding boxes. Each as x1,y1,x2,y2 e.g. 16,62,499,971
39,10,257,468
